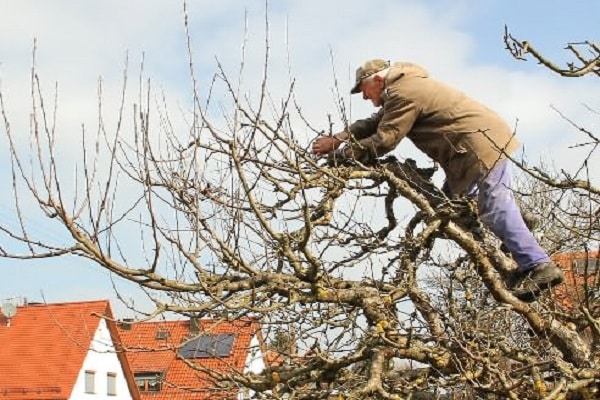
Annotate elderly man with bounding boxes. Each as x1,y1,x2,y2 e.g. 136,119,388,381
312,59,563,302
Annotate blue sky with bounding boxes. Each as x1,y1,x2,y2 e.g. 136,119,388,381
0,0,598,317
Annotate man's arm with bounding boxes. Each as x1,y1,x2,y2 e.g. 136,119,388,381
348,110,383,140
311,111,382,156
342,97,420,160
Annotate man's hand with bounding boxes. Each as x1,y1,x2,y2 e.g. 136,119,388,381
311,136,342,155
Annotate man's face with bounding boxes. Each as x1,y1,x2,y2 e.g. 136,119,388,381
359,75,384,107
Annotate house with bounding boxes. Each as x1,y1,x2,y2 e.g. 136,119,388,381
0,299,140,400
117,317,265,400
553,251,600,310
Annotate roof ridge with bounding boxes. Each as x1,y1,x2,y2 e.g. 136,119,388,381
16,298,110,308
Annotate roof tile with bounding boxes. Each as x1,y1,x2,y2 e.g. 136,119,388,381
118,318,260,400
0,300,111,400
553,251,599,309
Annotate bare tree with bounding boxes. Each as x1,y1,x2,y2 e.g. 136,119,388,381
504,27,599,79
0,18,598,399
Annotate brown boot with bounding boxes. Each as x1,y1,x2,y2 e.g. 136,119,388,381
511,262,565,302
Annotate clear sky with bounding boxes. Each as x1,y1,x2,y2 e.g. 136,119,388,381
0,0,598,317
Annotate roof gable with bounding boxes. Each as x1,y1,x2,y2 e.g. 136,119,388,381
0,300,109,400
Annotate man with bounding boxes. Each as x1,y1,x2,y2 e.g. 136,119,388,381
312,59,563,302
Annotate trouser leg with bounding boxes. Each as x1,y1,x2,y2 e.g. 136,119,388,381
475,159,550,272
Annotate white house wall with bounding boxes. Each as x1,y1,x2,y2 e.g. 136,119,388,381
244,334,266,374
240,334,266,399
70,318,134,400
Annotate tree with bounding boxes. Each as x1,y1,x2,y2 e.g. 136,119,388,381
0,17,598,399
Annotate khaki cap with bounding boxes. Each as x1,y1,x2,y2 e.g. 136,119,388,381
350,59,390,94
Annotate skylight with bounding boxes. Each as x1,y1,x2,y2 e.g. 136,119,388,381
179,333,236,359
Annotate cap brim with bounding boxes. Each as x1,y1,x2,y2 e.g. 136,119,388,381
350,82,361,94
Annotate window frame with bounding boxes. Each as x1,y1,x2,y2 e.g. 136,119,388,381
84,370,96,394
134,371,164,392
107,372,117,396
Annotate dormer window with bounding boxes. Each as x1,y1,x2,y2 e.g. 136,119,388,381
156,329,169,340
134,372,164,392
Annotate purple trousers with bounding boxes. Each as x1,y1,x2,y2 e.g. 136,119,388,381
466,159,550,272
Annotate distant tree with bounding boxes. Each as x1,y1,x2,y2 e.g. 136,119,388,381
268,329,296,355
0,14,598,399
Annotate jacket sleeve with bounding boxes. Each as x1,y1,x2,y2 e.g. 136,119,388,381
343,95,420,160
348,110,383,140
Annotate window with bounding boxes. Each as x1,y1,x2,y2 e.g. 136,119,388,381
84,370,95,394
107,372,117,396
134,372,163,392
156,329,169,340
573,257,600,274
179,333,236,359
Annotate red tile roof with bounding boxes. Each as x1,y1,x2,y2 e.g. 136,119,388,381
264,350,285,367
0,299,139,400
553,251,600,309
118,318,261,400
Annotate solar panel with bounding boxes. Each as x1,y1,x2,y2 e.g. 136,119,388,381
179,333,236,359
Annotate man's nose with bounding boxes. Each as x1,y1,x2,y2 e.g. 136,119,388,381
362,91,367,100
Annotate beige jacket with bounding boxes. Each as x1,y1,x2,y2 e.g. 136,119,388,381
344,62,520,195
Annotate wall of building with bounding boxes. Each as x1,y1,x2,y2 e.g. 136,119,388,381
240,334,266,399
244,334,266,374
70,318,134,400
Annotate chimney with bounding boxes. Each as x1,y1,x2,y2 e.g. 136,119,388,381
190,317,201,335
1,301,17,327
119,318,134,331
